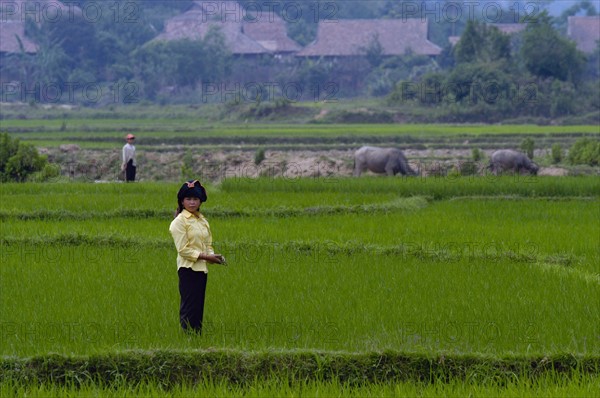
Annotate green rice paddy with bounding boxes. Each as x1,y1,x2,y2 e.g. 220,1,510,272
1,176,598,395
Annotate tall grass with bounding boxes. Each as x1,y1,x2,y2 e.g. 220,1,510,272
2,363,600,397
2,242,598,356
2,177,598,212
219,175,600,198
2,370,599,397
2,197,596,261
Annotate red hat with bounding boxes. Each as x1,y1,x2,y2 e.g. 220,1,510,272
126,134,135,140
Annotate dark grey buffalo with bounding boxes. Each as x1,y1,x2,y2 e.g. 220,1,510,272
353,146,417,176
488,149,539,175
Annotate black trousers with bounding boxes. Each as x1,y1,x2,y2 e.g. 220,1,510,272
178,268,208,334
125,159,136,182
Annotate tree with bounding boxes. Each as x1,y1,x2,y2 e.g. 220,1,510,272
362,34,384,67
44,13,98,73
521,11,586,83
25,20,72,85
454,20,481,64
454,20,511,64
0,134,49,182
133,28,231,98
555,0,598,33
444,62,513,105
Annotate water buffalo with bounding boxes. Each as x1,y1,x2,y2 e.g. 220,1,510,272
488,149,539,175
353,146,417,176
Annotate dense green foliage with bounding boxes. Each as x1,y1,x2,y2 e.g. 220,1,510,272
132,32,231,100
521,12,586,83
520,137,535,159
0,133,51,182
568,137,600,166
387,9,598,123
454,21,511,64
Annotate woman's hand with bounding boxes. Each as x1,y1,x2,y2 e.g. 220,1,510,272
199,253,226,265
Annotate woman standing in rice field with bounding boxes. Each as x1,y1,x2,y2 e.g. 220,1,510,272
169,180,226,335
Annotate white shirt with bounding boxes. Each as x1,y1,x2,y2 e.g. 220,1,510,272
122,143,136,166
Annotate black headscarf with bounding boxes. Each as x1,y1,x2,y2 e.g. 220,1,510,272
176,180,207,214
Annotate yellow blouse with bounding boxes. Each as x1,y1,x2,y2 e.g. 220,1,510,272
169,209,214,272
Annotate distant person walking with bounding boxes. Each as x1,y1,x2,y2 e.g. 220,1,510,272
121,134,136,182
169,180,226,334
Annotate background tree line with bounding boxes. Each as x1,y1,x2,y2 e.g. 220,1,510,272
0,0,597,121
388,9,599,123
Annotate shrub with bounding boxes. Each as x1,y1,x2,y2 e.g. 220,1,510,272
551,144,563,164
30,163,61,182
0,133,49,182
520,138,535,160
254,147,266,165
180,148,194,180
568,138,600,166
458,160,479,176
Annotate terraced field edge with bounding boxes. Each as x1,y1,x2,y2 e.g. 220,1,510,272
1,350,598,387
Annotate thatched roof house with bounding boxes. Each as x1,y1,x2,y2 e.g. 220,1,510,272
0,0,83,54
242,15,302,54
490,23,526,35
153,1,301,55
0,21,38,53
567,16,600,53
154,11,268,55
296,19,442,57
